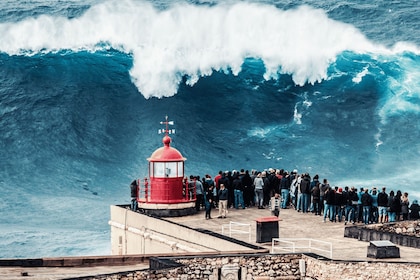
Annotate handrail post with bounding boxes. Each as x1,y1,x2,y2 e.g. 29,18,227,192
144,177,148,202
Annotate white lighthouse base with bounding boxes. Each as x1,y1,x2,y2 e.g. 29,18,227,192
137,201,196,217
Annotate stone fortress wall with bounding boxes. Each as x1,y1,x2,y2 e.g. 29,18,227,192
79,253,420,280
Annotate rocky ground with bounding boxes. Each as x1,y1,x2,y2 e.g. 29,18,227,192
372,220,420,237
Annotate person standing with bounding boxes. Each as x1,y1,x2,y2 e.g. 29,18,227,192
213,171,223,207
300,173,311,213
190,175,204,212
377,187,389,223
204,184,213,219
311,182,321,215
345,186,359,225
388,191,398,222
309,174,320,212
319,179,330,215
370,187,379,223
254,172,265,209
395,190,403,221
409,200,420,220
232,173,245,209
357,188,364,223
401,192,410,221
361,189,372,225
293,174,302,211
334,187,344,222
270,193,281,217
280,171,291,209
130,180,138,211
241,170,254,207
324,186,335,222
218,184,229,218
262,171,270,207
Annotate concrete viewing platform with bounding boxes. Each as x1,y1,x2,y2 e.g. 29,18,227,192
165,206,420,262
1,206,419,279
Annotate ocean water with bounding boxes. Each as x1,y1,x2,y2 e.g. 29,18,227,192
0,0,419,258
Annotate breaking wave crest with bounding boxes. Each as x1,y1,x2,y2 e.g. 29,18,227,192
2,0,418,98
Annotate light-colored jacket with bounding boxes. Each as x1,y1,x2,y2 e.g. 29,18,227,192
254,177,264,190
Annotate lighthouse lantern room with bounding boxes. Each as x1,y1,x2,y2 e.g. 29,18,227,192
137,116,196,217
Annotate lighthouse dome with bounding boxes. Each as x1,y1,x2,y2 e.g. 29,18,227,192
148,135,186,162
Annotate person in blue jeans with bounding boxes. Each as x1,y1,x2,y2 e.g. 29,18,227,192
130,179,138,211
361,188,372,224
204,185,214,219
387,190,398,222
280,171,291,209
345,186,358,224
232,174,245,209
323,186,335,222
253,172,264,209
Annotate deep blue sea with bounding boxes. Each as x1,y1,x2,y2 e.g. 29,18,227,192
0,0,419,258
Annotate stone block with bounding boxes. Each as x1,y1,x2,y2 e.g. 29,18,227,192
367,240,400,259
221,264,240,279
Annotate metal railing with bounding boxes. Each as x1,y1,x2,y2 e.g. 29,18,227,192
221,221,252,242
137,177,196,203
271,238,332,259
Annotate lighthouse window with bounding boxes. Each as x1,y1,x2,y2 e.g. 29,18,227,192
151,162,183,177
177,161,184,177
149,161,184,178
153,162,165,177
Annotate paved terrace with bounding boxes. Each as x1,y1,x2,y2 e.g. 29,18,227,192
165,206,420,261
1,206,419,279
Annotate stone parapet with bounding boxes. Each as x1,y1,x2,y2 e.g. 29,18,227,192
344,224,420,249
304,256,420,280
77,254,420,280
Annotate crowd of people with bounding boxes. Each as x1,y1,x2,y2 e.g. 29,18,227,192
185,168,420,223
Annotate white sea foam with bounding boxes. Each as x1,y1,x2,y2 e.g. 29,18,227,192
352,66,369,84
0,0,418,99
293,104,302,125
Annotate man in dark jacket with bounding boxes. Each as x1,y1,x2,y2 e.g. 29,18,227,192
409,200,420,220
361,189,372,224
280,171,291,209
130,180,138,211
311,182,321,215
377,187,388,223
299,173,311,213
345,186,358,224
232,174,245,209
324,186,335,222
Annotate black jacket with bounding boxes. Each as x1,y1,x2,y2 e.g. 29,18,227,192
361,192,372,206
300,177,311,194
377,192,388,207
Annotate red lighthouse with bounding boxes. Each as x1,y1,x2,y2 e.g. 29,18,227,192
137,116,196,216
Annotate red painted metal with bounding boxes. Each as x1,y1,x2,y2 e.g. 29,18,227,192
255,216,281,223
138,116,193,205
148,136,186,162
